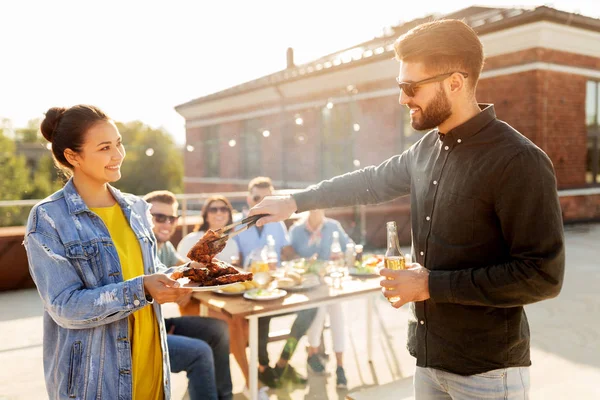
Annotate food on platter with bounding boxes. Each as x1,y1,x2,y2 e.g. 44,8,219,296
276,277,296,288
170,258,253,287
354,254,384,274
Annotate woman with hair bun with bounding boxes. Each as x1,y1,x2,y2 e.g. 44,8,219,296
24,105,210,400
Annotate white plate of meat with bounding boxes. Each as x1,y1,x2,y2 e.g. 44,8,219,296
173,278,241,292
169,262,253,292
169,229,254,291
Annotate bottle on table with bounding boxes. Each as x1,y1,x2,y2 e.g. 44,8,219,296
328,231,344,288
345,242,356,269
329,231,343,266
384,221,406,303
266,234,278,270
354,244,364,264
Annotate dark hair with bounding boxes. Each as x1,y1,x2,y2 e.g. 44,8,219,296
394,19,484,91
143,190,179,206
196,195,234,232
248,176,273,193
40,105,110,176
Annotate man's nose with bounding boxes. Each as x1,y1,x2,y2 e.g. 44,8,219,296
399,89,410,106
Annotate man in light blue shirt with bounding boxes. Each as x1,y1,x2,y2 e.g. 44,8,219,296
234,219,290,267
235,177,315,389
288,209,353,388
289,211,351,261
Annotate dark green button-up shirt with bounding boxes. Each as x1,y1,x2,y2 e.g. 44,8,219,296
293,104,565,375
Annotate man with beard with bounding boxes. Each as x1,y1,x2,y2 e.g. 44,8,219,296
247,19,564,399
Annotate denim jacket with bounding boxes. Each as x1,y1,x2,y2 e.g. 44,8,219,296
24,179,172,400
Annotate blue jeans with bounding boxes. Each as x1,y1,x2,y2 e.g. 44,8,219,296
414,366,530,400
166,317,233,400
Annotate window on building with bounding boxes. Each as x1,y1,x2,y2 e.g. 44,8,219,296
203,125,220,177
321,103,353,179
586,80,600,185
240,119,262,179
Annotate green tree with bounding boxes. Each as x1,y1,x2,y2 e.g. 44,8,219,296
27,154,64,200
0,132,33,226
113,121,183,195
15,118,43,143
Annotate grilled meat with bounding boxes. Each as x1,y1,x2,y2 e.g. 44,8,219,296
205,272,254,286
172,258,253,286
186,229,226,263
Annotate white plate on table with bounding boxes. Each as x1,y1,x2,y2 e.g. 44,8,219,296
171,277,241,292
243,288,287,301
348,267,380,278
284,276,321,292
213,288,247,296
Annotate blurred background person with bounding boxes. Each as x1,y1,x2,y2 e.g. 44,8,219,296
143,190,187,267
145,190,233,400
235,176,316,388
177,194,239,264
289,209,351,389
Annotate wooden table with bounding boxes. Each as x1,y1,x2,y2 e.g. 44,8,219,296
193,276,383,400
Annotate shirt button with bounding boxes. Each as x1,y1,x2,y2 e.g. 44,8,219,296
444,145,450,150
457,139,462,143
420,320,425,325
420,251,424,256
433,180,438,185
426,216,431,221
133,299,140,306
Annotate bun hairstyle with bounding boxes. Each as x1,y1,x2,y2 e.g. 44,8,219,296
40,105,110,176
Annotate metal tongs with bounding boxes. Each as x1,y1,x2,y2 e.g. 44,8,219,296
207,213,268,251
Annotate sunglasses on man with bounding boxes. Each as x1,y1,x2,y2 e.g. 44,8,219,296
207,206,230,214
396,71,468,97
151,213,179,224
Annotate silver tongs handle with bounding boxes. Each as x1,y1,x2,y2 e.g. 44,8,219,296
217,214,268,237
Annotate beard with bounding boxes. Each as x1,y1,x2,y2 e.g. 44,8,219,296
410,86,452,131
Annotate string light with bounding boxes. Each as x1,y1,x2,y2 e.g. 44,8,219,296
145,148,154,156
228,139,237,147
353,159,361,168
353,123,361,132
326,101,334,109
262,130,270,138
295,117,303,126
186,145,194,152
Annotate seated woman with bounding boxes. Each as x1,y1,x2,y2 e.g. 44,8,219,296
289,209,352,389
175,195,249,389
177,195,239,264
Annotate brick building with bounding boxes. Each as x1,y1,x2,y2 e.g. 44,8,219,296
175,6,600,245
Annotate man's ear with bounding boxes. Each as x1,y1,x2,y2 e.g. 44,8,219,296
449,73,465,93
64,149,80,168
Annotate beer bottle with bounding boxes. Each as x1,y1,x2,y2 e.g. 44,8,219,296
384,221,405,303
330,231,343,266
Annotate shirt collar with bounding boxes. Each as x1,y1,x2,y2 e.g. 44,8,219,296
439,103,496,142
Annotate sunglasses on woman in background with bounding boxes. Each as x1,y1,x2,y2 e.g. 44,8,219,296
208,206,230,214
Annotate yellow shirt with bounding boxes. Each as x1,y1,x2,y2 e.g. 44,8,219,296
91,204,164,400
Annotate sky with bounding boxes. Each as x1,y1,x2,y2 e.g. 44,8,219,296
1,0,599,144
